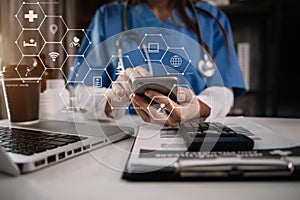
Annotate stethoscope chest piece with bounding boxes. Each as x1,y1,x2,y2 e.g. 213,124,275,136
197,53,216,77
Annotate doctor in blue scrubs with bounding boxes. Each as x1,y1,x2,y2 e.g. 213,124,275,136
69,0,246,127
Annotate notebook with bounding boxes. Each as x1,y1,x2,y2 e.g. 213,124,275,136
0,119,135,176
122,117,300,181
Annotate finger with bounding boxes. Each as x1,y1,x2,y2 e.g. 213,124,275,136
146,101,170,122
177,87,195,103
144,90,176,113
118,79,134,96
172,98,201,123
136,102,176,126
126,66,151,82
132,95,167,125
124,68,134,79
132,100,151,123
147,103,179,127
164,116,180,127
115,73,129,82
121,72,134,92
169,107,183,122
119,81,133,97
144,89,185,124
125,67,142,81
131,94,150,111
154,107,180,127
132,95,154,123
135,66,152,77
112,83,126,98
114,74,132,97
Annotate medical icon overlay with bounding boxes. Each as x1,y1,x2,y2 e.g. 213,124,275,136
39,16,68,42
15,2,210,120
24,10,38,22
104,55,134,83
138,33,168,61
50,24,59,35
14,2,91,88
49,52,60,62
162,47,191,75
62,29,91,55
147,96,174,121
40,43,67,69
15,2,45,29
15,30,45,55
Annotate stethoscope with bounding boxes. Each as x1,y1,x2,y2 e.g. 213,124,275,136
115,0,216,78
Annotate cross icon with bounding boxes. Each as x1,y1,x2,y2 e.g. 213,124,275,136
24,10,38,22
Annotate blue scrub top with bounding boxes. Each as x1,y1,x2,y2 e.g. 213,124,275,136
69,1,246,98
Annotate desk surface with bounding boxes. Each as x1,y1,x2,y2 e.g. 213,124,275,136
1,117,300,200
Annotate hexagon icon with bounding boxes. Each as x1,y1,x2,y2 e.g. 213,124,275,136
16,56,45,80
62,56,90,83
15,2,45,29
40,43,67,68
62,29,91,55
169,84,195,109
15,30,45,55
161,47,191,75
138,33,168,61
39,16,68,42
147,96,174,121
104,55,134,82
83,69,106,95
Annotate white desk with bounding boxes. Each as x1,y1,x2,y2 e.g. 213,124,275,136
1,117,300,200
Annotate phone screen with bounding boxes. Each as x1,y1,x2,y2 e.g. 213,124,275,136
132,76,178,102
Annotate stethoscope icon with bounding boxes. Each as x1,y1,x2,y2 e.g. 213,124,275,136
115,0,217,78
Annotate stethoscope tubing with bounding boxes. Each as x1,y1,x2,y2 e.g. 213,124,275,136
116,0,216,78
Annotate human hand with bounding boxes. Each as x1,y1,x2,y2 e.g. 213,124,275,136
105,67,152,116
125,66,153,82
105,72,133,115
131,87,211,127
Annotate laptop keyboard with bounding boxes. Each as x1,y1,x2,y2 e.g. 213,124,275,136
0,126,88,156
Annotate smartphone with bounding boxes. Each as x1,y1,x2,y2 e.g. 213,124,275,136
132,76,178,102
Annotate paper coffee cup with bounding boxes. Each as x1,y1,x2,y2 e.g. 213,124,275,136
1,65,41,124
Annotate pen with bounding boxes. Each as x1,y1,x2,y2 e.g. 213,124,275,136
175,157,294,178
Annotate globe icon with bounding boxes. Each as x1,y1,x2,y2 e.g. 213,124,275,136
170,55,182,68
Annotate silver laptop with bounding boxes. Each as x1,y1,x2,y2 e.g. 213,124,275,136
0,120,135,176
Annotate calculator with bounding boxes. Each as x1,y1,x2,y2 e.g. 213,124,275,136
178,121,255,151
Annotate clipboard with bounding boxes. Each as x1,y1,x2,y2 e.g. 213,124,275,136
122,118,300,181
122,146,300,181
